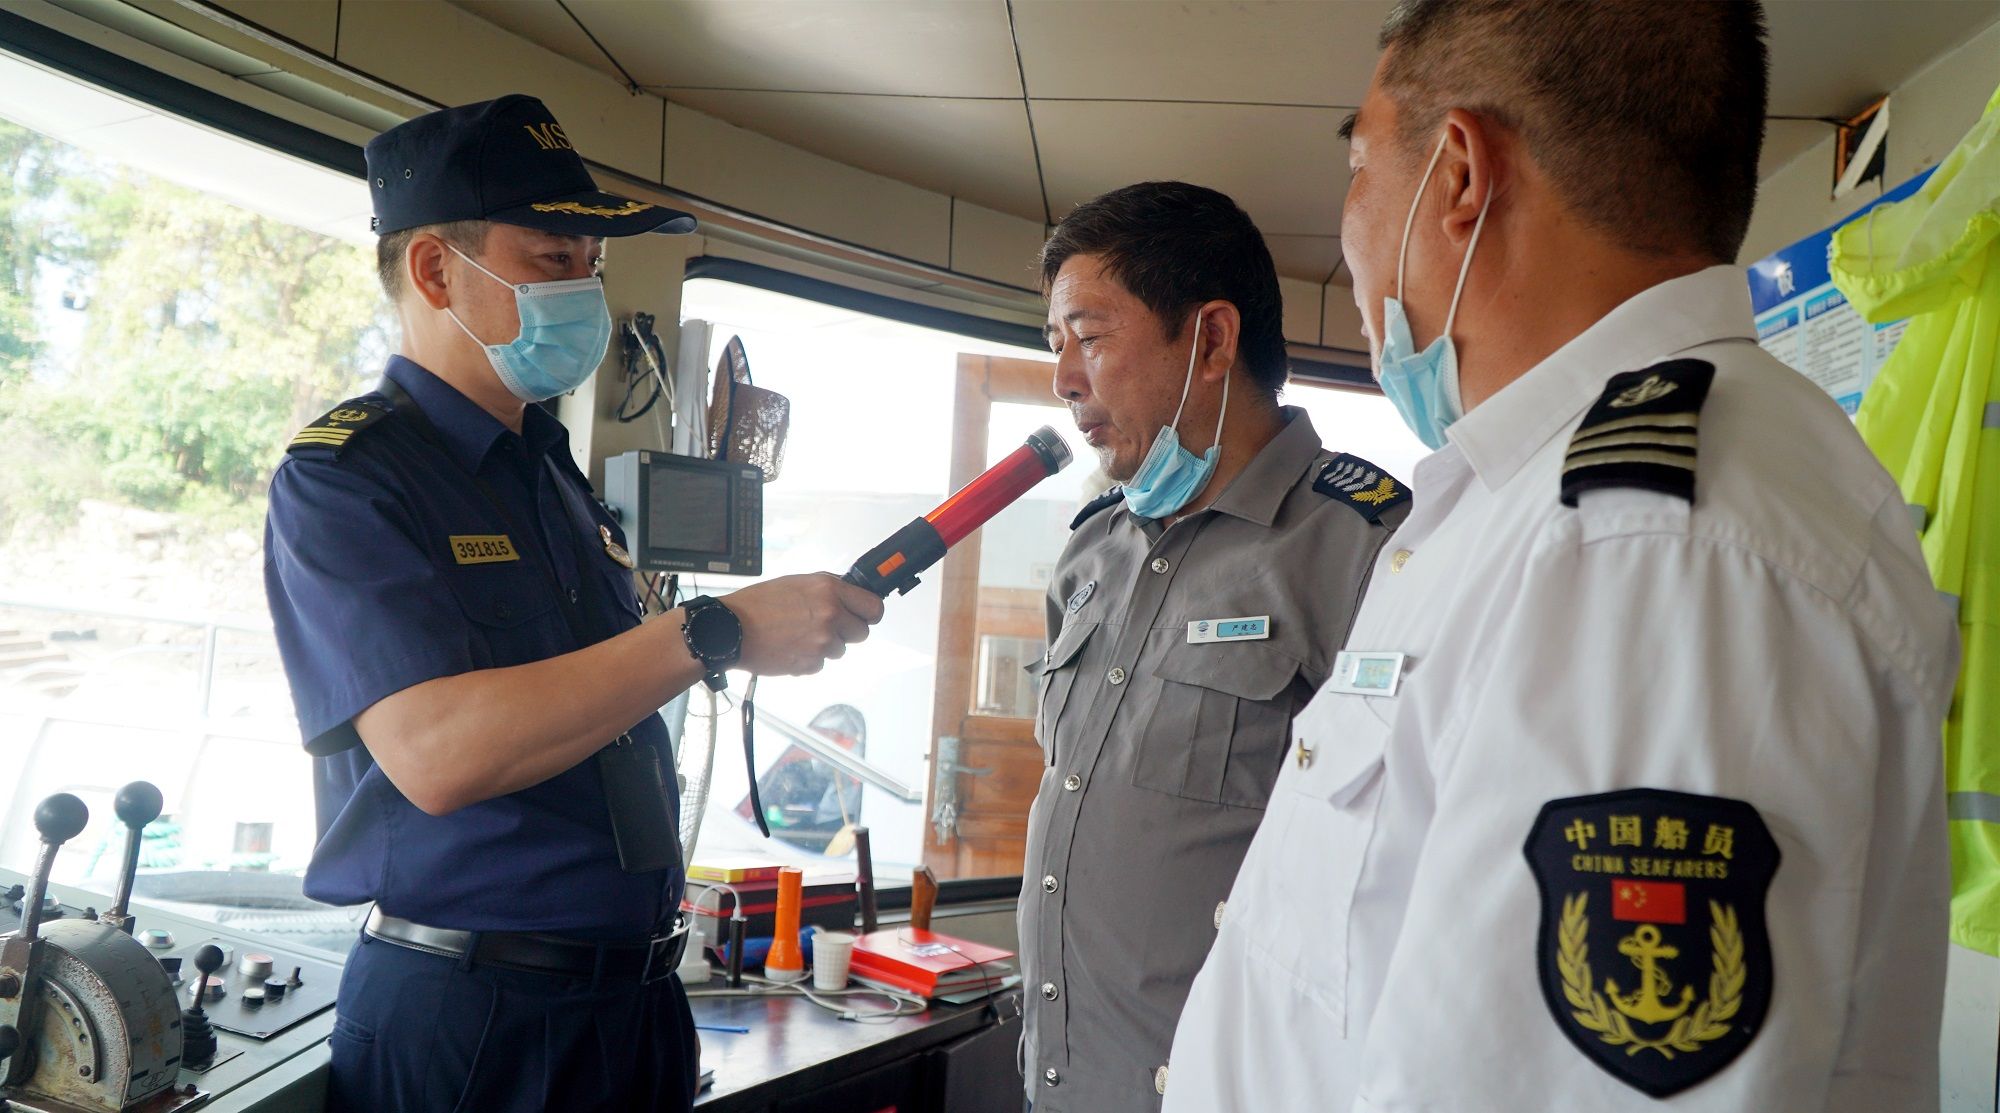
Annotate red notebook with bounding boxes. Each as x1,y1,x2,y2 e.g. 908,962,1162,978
848,928,1015,994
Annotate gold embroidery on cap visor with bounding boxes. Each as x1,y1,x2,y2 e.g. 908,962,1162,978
528,200,656,219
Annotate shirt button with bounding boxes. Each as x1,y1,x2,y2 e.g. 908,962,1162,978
1214,901,1226,929
567,587,579,603
1390,548,1412,573
1063,774,1081,791
1044,1068,1060,1087
1041,981,1059,1001
1107,667,1126,685
495,601,513,619
1042,874,1059,894
1156,1065,1170,1095
1150,557,1170,574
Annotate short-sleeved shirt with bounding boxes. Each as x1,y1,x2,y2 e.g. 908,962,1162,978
1020,408,1406,1111
264,355,678,939
1164,267,1958,1111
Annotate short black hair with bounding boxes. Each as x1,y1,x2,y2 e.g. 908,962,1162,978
375,219,491,302
1377,0,1768,263
1040,182,1289,394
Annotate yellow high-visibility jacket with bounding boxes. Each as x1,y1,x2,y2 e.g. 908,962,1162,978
1834,82,2000,955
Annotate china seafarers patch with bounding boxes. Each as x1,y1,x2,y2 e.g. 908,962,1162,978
287,400,390,458
1561,359,1715,507
1313,454,1410,523
1524,789,1779,1098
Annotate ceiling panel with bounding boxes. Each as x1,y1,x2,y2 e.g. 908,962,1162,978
1758,117,1836,181
563,0,1022,97
1265,235,1345,284
451,1,616,83
667,90,1042,219
1764,0,1999,117
1013,0,1390,106
1036,101,1348,240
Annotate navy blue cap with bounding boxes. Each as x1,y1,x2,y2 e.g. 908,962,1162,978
365,94,695,238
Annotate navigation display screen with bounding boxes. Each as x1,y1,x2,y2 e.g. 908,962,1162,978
647,466,730,554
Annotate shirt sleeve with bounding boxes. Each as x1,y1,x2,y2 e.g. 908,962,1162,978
264,456,477,752
1350,521,1947,1111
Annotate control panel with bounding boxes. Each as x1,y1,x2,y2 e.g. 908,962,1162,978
0,784,341,1112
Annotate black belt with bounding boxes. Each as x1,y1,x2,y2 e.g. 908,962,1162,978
366,907,688,984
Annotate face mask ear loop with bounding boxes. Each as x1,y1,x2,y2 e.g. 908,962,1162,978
1169,311,1204,431
448,243,515,291
1211,346,1231,449
1441,188,1494,337
1396,131,1453,302
444,306,490,349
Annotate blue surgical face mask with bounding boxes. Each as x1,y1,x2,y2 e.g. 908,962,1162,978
1376,131,1492,450
1123,313,1228,520
445,245,614,403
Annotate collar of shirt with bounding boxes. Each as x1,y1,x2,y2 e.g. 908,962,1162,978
383,355,569,475
1445,264,1758,491
1188,405,1323,527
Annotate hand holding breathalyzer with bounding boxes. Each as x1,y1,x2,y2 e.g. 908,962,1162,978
724,573,884,676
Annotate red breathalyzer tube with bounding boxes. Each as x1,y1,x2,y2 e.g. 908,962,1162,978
843,426,1072,597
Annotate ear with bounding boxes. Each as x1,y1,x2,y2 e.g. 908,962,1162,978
1194,301,1242,385
1438,107,1500,248
407,234,454,312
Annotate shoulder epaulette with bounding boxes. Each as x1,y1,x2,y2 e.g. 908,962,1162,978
1070,487,1124,530
1561,358,1715,507
286,399,391,459
1313,453,1411,523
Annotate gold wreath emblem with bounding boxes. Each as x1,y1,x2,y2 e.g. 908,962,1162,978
1351,477,1399,506
327,407,372,423
529,200,655,219
1558,894,1744,1059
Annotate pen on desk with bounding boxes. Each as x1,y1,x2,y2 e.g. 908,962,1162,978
695,1024,750,1034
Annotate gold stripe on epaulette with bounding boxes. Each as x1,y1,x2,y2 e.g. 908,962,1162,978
1562,449,1699,474
1575,411,1699,438
291,431,354,443
1569,429,1700,454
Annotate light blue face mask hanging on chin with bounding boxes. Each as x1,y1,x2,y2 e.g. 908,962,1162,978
444,244,615,403
1376,130,1492,450
1123,313,1229,520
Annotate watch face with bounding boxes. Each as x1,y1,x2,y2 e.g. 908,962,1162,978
686,604,741,658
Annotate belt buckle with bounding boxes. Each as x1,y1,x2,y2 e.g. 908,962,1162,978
642,914,691,985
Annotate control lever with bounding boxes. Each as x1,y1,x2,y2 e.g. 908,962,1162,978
101,781,162,936
0,793,89,1087
180,944,224,1068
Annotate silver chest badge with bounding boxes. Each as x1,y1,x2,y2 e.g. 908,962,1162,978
1067,581,1096,613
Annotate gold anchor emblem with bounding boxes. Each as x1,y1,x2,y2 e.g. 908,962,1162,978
1604,923,1695,1025
1609,374,1678,409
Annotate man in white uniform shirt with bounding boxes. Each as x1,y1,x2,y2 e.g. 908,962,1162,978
1164,2,1957,1111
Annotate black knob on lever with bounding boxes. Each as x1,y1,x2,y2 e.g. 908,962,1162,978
114,783,163,829
33,795,87,845
102,782,162,935
180,945,223,1067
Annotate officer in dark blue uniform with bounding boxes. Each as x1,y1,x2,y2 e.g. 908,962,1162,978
264,94,885,1113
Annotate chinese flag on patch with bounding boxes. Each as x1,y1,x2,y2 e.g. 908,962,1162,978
1611,879,1687,924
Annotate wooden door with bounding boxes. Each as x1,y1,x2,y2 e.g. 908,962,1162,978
922,353,1067,879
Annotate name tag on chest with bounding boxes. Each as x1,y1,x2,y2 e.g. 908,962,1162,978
1327,650,1407,697
1187,616,1270,644
449,534,520,565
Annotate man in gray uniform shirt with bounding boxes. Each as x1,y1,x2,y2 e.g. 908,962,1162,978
1021,181,1410,1111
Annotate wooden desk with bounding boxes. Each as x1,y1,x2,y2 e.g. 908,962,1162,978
691,979,1023,1113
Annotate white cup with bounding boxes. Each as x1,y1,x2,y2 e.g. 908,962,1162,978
813,931,856,991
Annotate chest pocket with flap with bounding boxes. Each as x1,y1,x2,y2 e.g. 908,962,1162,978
1029,620,1098,766
1134,638,1300,808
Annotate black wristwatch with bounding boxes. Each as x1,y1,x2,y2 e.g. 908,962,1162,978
680,596,743,691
